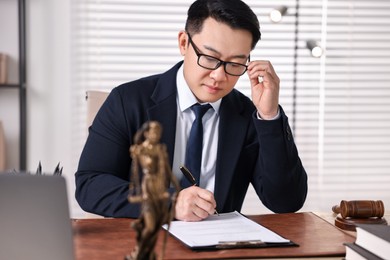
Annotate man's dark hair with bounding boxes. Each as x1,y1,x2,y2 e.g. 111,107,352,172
185,0,261,50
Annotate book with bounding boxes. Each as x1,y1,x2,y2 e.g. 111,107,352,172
0,53,7,84
354,224,390,260
345,243,383,260
0,121,5,171
163,211,296,250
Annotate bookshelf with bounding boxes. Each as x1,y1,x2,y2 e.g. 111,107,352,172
0,0,26,170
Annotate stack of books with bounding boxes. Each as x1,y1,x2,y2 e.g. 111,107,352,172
344,224,390,260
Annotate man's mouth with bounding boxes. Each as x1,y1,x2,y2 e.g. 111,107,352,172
204,84,221,94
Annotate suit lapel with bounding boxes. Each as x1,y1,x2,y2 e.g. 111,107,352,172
147,62,181,166
214,93,248,210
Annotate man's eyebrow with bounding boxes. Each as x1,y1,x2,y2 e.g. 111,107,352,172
203,44,248,60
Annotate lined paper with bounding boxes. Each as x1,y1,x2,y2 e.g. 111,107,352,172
163,211,290,248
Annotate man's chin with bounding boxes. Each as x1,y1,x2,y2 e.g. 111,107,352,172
195,90,225,103
196,95,221,104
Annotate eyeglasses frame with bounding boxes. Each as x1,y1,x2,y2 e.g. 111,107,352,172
186,32,250,77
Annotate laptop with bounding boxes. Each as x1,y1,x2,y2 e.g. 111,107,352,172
0,173,75,260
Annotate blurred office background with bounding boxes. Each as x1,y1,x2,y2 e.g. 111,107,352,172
0,0,389,218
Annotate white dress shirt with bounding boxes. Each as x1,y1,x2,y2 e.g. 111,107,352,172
171,65,280,192
172,65,221,192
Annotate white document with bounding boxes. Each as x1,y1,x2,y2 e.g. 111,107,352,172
163,211,291,248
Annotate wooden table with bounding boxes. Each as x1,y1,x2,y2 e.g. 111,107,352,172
73,212,356,260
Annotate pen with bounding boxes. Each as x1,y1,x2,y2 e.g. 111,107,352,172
179,165,219,216
179,165,196,186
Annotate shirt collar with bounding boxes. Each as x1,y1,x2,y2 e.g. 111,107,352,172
176,65,221,114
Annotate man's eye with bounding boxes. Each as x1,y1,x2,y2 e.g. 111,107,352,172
204,56,218,62
229,63,241,68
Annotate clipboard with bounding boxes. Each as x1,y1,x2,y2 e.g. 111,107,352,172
163,211,298,250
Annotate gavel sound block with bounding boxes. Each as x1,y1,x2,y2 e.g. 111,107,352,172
332,200,388,231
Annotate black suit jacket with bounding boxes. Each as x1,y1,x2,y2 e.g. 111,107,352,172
75,61,307,218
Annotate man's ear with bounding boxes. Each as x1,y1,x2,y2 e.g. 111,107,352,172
178,30,188,56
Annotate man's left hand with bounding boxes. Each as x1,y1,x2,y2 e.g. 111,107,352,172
247,60,280,120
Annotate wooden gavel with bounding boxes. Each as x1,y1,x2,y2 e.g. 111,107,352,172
332,200,385,219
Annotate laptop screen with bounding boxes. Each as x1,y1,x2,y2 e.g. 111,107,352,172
0,173,75,260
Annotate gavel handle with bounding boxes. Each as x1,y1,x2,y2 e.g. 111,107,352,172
332,205,341,214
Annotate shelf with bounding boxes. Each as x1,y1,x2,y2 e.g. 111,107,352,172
0,84,19,89
0,0,26,170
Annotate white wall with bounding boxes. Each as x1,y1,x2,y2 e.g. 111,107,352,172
26,0,79,216
27,0,71,171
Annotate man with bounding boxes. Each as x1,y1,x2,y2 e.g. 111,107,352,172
75,0,308,221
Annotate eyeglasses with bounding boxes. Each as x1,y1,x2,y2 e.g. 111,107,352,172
187,33,249,76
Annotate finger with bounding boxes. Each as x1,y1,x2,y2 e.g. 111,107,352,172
181,212,203,222
174,188,198,221
247,65,268,83
248,62,278,84
196,189,216,203
175,187,212,221
248,70,265,88
192,202,213,219
194,196,216,216
248,60,276,74
197,190,217,209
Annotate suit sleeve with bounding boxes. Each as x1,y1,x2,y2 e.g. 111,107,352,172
75,88,141,218
251,106,308,213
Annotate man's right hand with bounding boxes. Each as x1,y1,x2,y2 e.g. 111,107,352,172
174,186,217,221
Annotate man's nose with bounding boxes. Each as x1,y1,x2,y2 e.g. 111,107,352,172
209,65,227,81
